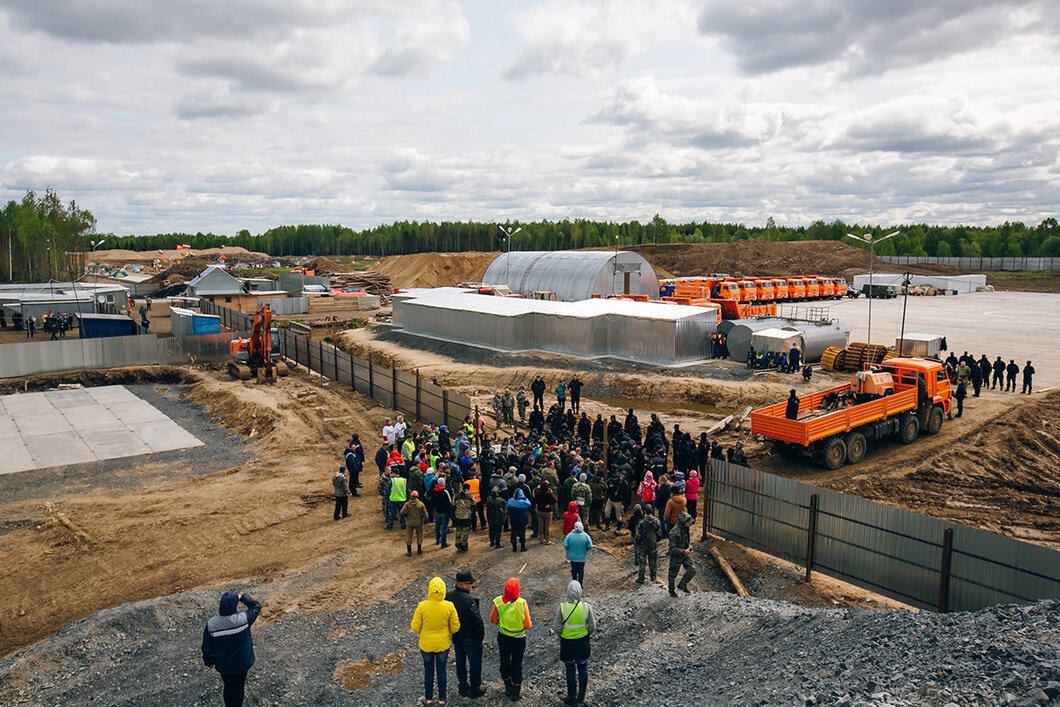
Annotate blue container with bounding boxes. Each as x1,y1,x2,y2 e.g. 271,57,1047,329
77,314,139,339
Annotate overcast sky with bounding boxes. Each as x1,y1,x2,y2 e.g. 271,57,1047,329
0,0,1057,235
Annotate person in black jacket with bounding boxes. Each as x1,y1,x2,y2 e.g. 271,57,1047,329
591,415,604,442
375,444,389,474
531,376,546,410
785,389,800,420
447,570,486,698
1022,361,1035,394
1006,360,1019,392
992,356,1005,390
345,436,364,494
202,591,262,707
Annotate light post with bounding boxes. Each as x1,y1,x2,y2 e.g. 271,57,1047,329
89,239,105,274
898,270,913,354
844,230,899,344
499,225,521,288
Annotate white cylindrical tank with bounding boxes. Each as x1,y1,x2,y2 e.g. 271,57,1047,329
786,321,852,362
726,317,790,362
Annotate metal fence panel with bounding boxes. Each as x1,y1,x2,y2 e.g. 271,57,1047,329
165,331,246,364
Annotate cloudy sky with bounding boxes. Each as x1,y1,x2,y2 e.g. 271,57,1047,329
0,0,1057,235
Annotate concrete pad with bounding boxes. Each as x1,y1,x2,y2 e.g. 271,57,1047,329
25,432,96,468
61,405,124,431
86,386,141,404
1,393,53,414
14,409,74,438
83,428,152,459
43,389,96,409
129,419,204,452
0,438,35,474
0,414,20,441
107,400,169,424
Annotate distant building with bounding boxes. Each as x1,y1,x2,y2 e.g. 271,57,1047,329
186,266,244,297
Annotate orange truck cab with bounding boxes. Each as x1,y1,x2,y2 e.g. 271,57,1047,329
787,278,806,299
805,278,821,299
754,279,775,301
737,280,758,302
750,357,951,469
816,277,834,299
712,281,740,301
772,278,788,301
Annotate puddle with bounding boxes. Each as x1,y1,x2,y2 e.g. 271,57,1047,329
584,395,733,417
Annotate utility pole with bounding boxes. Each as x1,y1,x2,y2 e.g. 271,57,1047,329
499,225,521,289
898,271,913,354
844,230,899,344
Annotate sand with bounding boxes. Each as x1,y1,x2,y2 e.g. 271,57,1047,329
369,251,498,288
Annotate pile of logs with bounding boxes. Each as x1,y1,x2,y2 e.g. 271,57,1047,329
327,271,394,303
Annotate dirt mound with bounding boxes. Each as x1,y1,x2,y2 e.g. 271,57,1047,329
369,251,497,288
306,257,354,275
627,241,965,279
93,246,272,264
830,391,1060,548
143,258,218,285
0,366,191,395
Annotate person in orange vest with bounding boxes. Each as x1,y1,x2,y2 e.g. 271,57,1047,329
491,577,532,701
466,475,482,531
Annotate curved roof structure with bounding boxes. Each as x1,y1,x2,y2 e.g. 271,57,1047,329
483,250,659,301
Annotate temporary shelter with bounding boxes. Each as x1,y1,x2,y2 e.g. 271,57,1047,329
483,251,660,301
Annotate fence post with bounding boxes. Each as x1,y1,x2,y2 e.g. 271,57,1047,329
334,346,339,381
415,368,421,420
392,366,398,412
804,494,819,582
938,528,954,612
700,458,709,542
442,389,449,427
474,405,481,458
368,361,374,399
317,340,324,375
706,460,715,535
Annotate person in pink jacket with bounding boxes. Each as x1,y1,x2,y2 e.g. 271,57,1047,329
637,471,657,511
685,471,700,520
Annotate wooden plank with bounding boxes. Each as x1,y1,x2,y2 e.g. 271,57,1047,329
709,546,750,597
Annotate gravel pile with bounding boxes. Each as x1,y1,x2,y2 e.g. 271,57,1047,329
2,559,1056,707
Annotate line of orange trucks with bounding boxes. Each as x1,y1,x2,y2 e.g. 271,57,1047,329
659,275,848,319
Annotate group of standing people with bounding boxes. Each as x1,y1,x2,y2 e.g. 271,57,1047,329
944,351,1037,418
411,571,596,704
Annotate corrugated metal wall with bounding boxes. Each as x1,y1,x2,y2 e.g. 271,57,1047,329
707,460,1060,611
483,251,660,301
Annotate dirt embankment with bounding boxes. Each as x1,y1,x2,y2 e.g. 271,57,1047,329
627,241,966,279
369,251,497,288
92,246,271,264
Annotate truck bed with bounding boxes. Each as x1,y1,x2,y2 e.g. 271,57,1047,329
750,384,918,447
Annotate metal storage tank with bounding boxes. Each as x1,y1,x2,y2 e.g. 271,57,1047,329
717,319,736,335
725,317,790,362
785,321,852,362
483,251,660,301
750,328,802,355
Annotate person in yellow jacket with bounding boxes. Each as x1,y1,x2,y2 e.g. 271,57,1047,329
490,577,532,701
411,577,461,705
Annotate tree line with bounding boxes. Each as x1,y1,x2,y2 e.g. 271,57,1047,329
1,189,1057,282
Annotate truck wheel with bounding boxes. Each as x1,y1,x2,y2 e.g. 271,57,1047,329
845,432,867,464
898,413,919,444
925,405,944,435
821,436,847,470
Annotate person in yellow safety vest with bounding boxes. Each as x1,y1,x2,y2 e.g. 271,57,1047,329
387,472,408,531
465,476,482,531
490,577,532,701
554,579,597,705
401,437,416,463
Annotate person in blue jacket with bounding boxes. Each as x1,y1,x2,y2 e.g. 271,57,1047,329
506,488,532,553
202,591,262,707
563,521,594,585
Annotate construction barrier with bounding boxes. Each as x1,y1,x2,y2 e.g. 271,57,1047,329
705,459,1060,612
878,255,1059,272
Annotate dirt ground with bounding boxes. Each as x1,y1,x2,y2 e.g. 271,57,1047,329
0,364,905,661
987,271,1060,293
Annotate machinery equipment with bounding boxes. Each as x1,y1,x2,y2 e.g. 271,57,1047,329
751,358,951,469
228,305,289,382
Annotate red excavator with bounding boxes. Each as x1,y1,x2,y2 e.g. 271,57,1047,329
228,305,288,382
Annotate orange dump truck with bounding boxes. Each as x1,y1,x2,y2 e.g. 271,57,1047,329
750,358,952,469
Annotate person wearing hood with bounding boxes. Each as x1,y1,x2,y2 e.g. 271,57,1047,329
637,470,657,510
506,488,532,552
667,511,696,597
491,577,533,701
685,471,700,521
486,487,507,549
570,473,592,525
332,466,350,521
411,577,461,705
554,580,597,705
563,521,593,585
634,505,663,584
535,479,558,545
562,501,580,536
202,590,262,707
400,491,429,556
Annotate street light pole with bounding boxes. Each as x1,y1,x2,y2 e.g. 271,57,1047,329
498,225,521,289
845,230,899,344
899,270,913,354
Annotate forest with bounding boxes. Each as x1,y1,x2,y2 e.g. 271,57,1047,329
1,189,1057,282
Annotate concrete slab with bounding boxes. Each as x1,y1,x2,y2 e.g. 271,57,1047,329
25,432,96,468
107,400,169,424
0,438,35,474
0,385,203,473
14,409,74,438
129,419,205,452
43,389,97,409
1,394,53,414
86,386,141,404
60,405,124,431
83,428,152,459
826,291,1060,388
0,414,20,441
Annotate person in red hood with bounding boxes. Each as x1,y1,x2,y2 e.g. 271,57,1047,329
562,502,580,536
490,578,532,701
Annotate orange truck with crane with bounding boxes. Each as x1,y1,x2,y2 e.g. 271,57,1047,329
750,357,952,469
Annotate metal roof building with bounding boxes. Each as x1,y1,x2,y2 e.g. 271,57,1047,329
186,266,244,296
393,287,717,363
483,250,660,301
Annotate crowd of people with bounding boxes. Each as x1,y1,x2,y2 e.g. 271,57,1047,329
944,351,1036,403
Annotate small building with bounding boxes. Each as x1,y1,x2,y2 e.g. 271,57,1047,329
186,266,243,297
169,307,222,337
238,277,278,292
